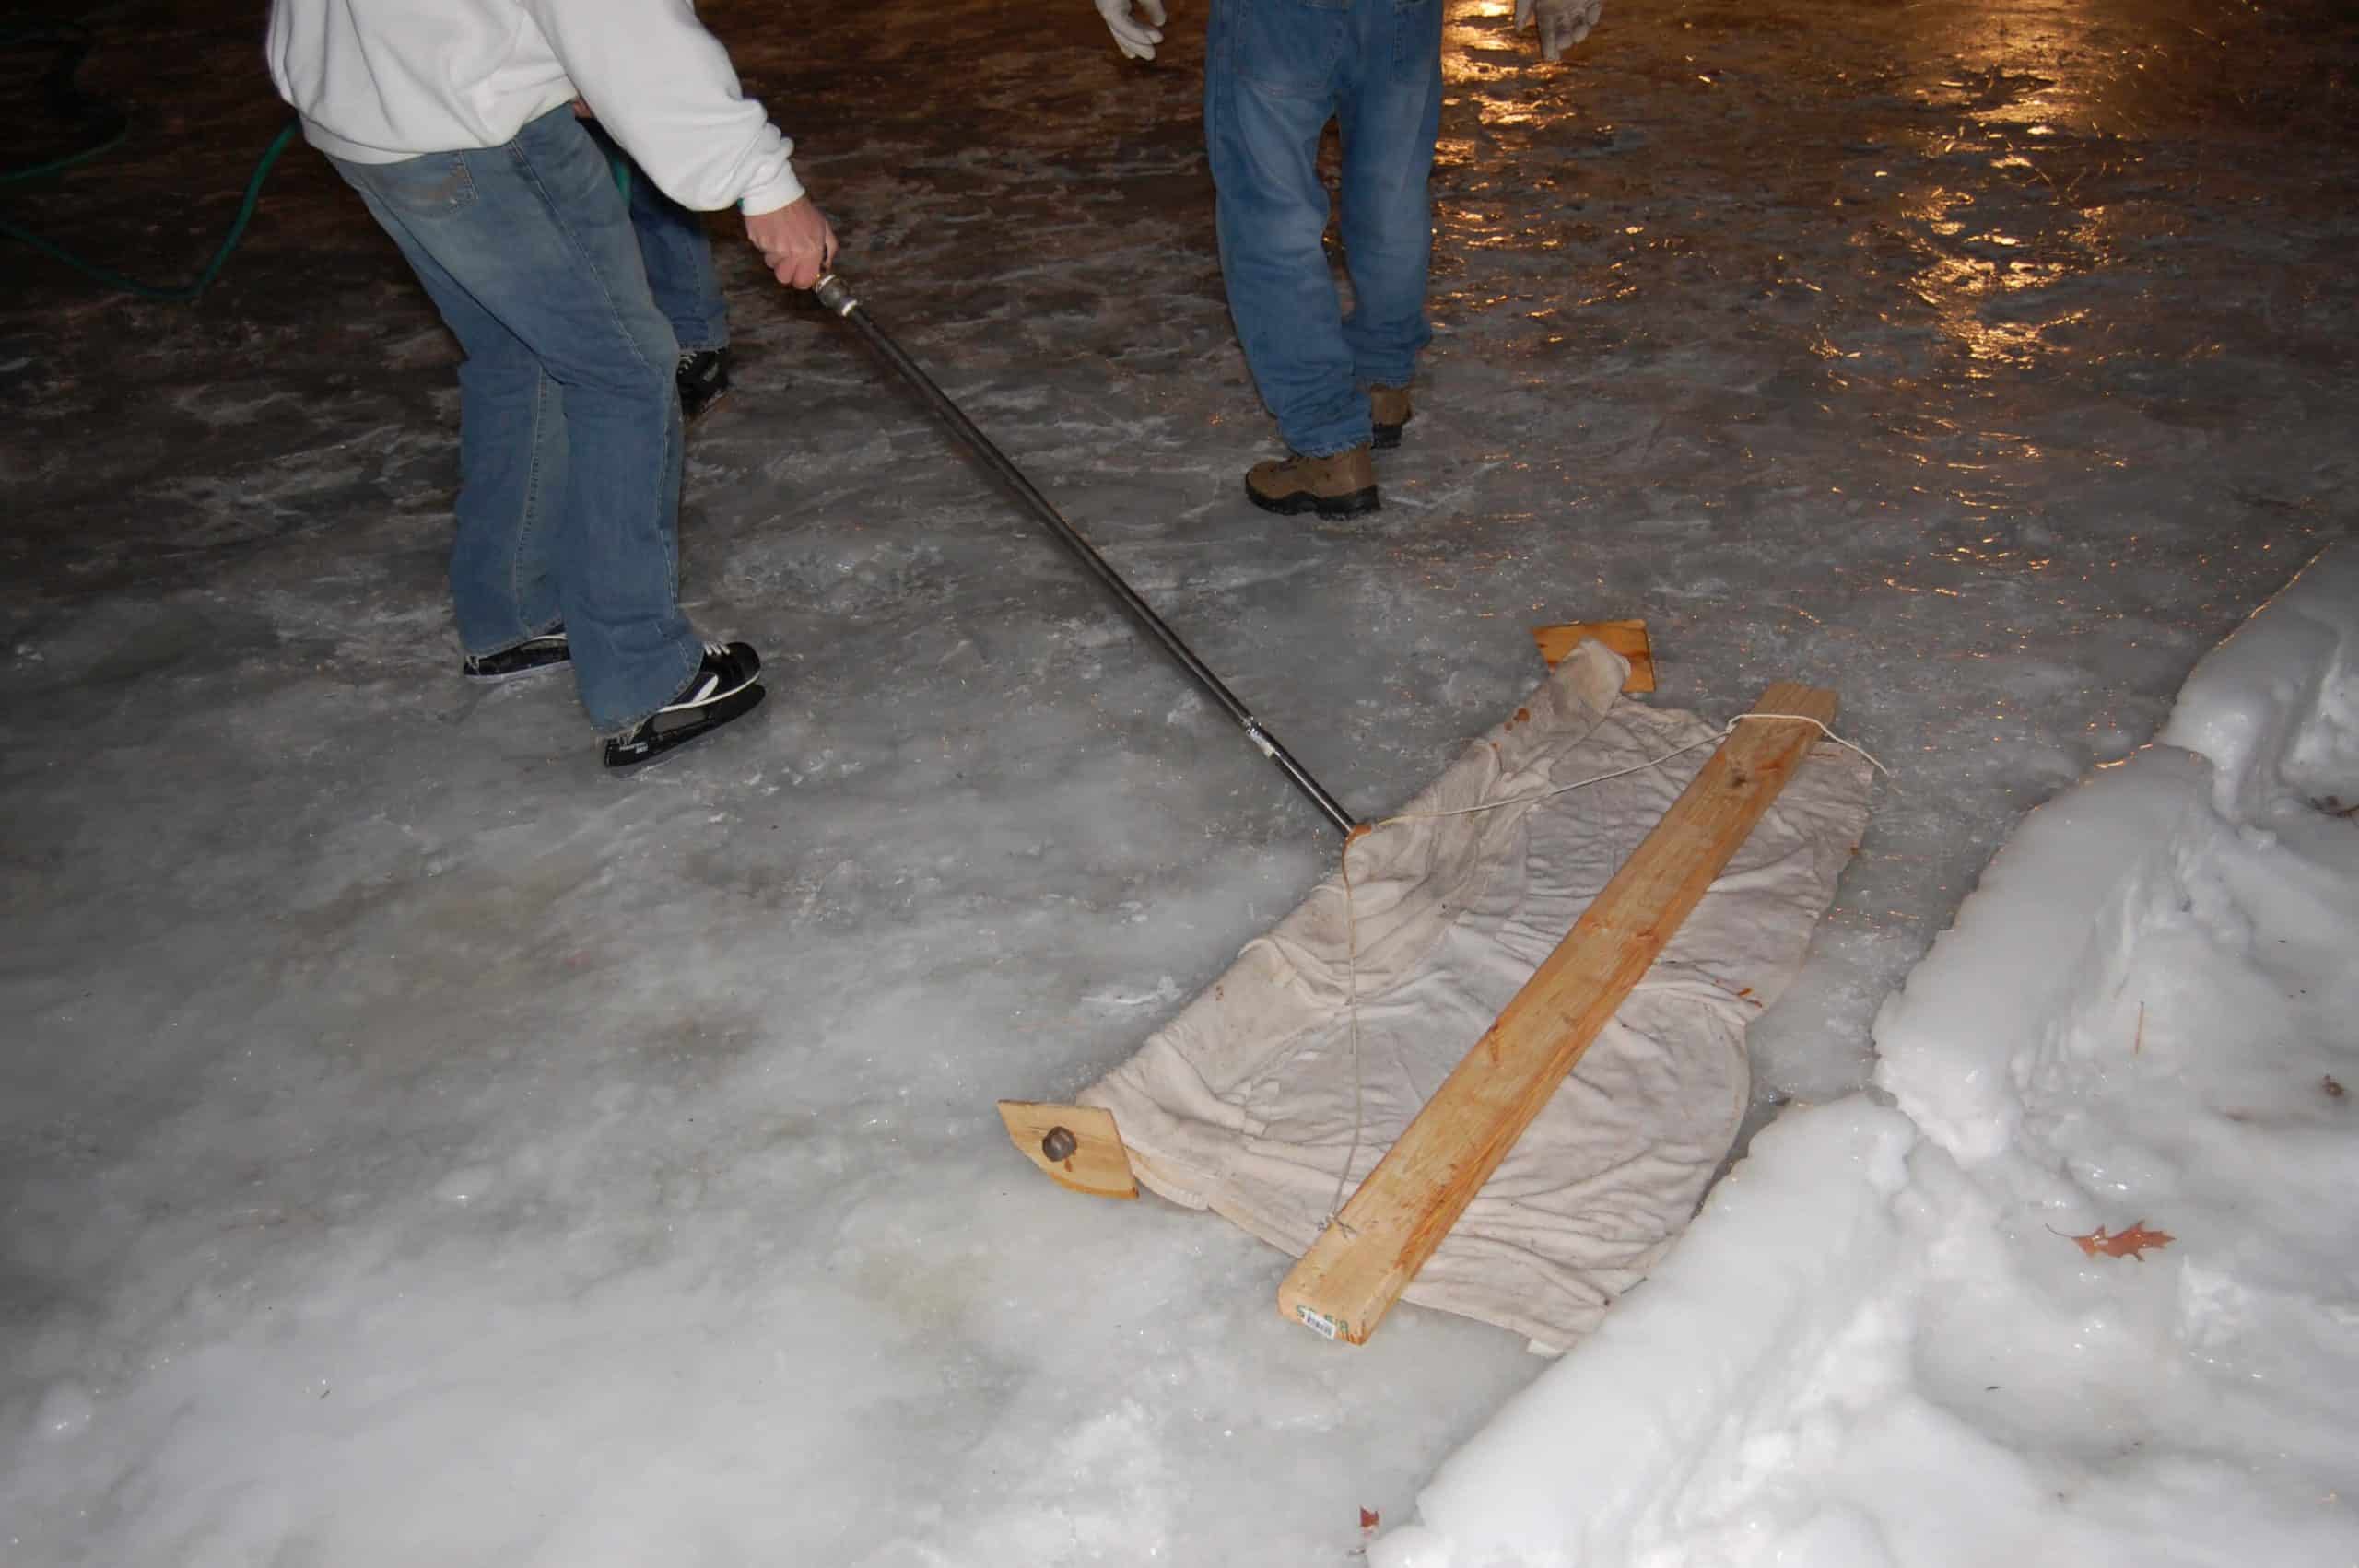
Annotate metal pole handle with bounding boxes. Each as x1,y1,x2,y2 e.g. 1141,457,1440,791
810,272,1357,836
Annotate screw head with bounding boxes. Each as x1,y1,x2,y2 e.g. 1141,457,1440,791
1040,1125,1079,1163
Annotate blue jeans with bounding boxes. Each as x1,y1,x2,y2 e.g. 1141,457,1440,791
589,123,730,355
1205,0,1443,457
329,107,703,735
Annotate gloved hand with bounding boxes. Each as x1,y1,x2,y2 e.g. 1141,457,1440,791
1095,0,1167,61
1514,0,1601,60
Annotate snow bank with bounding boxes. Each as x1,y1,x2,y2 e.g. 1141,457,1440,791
1377,544,2359,1568
2160,544,2359,825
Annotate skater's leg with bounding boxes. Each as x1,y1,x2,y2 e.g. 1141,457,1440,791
336,189,566,660
629,169,729,356
589,122,729,356
331,108,703,735
1337,0,1444,394
1203,0,1368,459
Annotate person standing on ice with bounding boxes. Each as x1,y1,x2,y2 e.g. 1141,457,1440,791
580,104,738,427
265,0,836,766
1093,0,1601,518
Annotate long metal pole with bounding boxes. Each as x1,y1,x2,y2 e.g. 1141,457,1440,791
812,273,1358,837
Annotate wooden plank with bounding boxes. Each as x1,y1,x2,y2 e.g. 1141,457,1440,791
997,1101,1137,1199
1532,619,1655,693
1278,682,1837,1344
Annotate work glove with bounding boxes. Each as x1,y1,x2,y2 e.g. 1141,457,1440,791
1514,0,1601,60
1095,0,1167,60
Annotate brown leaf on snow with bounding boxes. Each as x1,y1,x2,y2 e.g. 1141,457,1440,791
2066,1221,2174,1260
1360,1507,1380,1534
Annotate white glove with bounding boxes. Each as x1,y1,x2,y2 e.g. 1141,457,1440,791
1095,0,1167,60
1514,0,1601,60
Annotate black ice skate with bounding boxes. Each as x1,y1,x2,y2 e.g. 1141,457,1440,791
677,348,730,425
602,640,765,768
463,629,569,683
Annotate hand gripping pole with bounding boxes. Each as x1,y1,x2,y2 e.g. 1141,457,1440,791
812,273,1357,836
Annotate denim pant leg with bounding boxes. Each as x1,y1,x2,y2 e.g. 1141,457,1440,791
590,123,730,355
1338,0,1443,392
1205,0,1371,458
337,179,569,656
330,108,701,734
631,176,729,354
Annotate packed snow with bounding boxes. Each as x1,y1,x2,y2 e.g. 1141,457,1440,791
1377,545,2359,1567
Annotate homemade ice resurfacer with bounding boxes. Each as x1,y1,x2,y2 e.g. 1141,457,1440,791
816,275,1874,1352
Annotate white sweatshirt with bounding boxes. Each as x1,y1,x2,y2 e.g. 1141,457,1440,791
265,0,803,215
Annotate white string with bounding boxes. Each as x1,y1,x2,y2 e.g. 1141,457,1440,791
1325,843,1368,1236
1316,708,1892,1230
1731,711,1895,780
1372,712,1894,832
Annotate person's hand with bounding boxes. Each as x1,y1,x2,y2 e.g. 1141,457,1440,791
570,98,593,120
745,196,839,290
1094,0,1167,61
1514,0,1601,60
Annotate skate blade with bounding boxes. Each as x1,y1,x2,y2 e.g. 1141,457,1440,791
602,682,767,769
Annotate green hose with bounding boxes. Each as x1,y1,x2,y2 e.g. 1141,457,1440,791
1,122,299,302
0,120,128,187
2,21,299,302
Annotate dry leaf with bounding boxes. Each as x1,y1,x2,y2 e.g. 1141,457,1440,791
2066,1221,2174,1260
1360,1507,1380,1533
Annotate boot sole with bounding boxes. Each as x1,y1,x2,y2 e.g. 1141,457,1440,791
1372,423,1404,451
1245,481,1382,520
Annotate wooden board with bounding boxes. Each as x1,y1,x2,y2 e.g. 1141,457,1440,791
997,1101,1137,1199
1532,619,1655,693
1277,681,1837,1344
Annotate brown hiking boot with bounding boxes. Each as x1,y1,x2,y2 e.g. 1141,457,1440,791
1369,385,1414,450
1245,444,1380,519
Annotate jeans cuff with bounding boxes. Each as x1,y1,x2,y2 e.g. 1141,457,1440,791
595,637,704,739
465,620,564,660
1292,431,1372,459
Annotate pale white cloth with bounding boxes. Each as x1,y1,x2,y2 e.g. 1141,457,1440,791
1081,642,1873,1352
265,0,803,214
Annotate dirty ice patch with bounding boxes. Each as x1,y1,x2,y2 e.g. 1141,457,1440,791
1375,543,2359,1568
